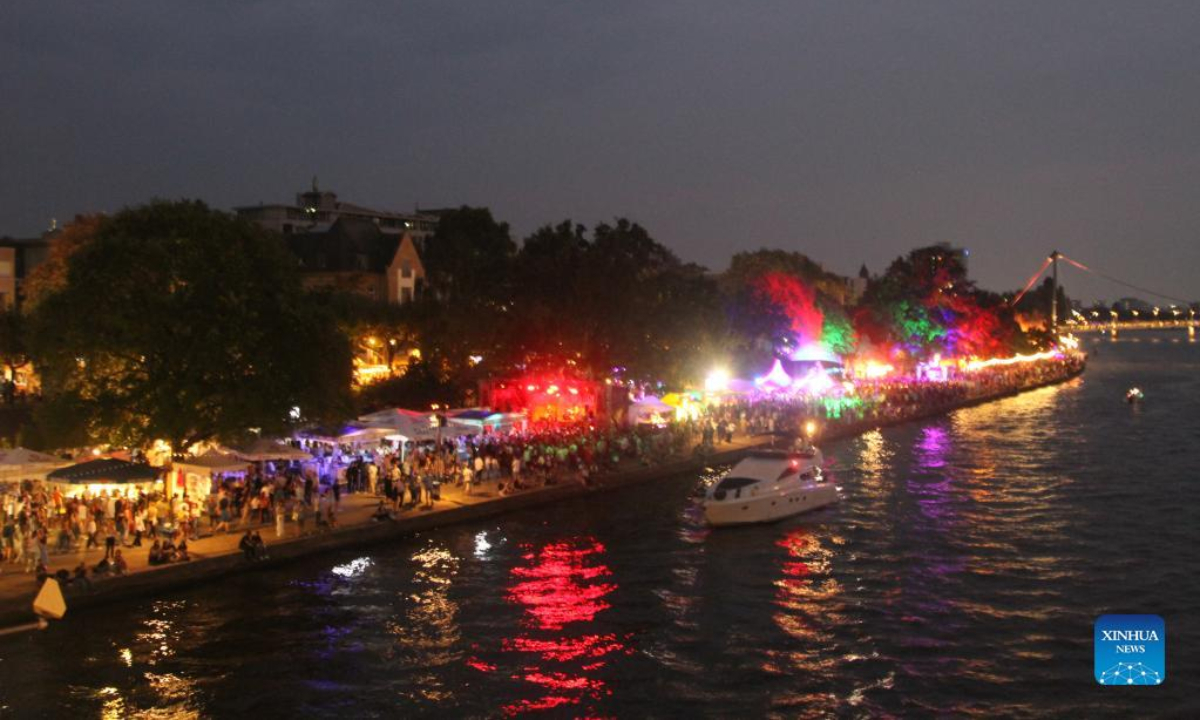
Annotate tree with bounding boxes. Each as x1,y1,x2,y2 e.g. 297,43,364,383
30,200,353,451
412,207,517,389
719,249,854,367
421,207,515,303
22,214,104,309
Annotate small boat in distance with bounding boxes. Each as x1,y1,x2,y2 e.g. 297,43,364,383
703,444,837,526
1126,387,1145,403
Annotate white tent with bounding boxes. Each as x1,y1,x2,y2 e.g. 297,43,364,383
173,449,251,498
298,423,395,446
628,396,674,425
357,408,440,442
448,409,526,434
226,438,313,462
0,447,66,481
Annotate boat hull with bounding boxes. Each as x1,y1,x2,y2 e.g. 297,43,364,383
704,482,838,526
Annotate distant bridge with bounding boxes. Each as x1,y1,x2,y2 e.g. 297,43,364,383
1067,318,1197,339
1013,251,1195,340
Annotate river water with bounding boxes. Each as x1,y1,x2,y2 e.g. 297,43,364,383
1,335,1197,718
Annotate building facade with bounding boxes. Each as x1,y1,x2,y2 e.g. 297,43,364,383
284,217,425,305
0,234,52,309
235,182,439,246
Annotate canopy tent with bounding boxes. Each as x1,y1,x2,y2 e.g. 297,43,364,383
46,458,161,498
448,409,525,434
173,449,250,499
297,423,394,446
786,343,844,365
628,396,674,425
177,448,249,473
0,447,66,481
47,458,160,484
357,408,440,442
226,438,312,463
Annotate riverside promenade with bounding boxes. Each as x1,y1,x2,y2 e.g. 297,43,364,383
0,360,1084,629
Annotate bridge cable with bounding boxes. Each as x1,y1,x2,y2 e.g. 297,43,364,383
1009,256,1053,306
1057,254,1192,306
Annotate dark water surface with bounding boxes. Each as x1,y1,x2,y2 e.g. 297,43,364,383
2,335,1198,718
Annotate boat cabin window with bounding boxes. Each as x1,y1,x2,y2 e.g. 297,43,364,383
714,477,758,493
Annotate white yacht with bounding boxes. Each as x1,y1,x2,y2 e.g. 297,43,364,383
703,447,837,526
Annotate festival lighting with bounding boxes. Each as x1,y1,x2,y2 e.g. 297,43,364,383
792,368,834,394
755,359,792,388
704,368,730,392
804,420,817,438
862,360,895,379
961,350,1060,372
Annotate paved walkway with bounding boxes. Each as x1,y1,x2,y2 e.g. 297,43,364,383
0,435,764,614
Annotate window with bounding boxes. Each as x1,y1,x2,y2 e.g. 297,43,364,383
0,261,12,276
401,262,413,279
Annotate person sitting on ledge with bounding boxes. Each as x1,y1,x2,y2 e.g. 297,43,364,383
371,500,392,522
113,550,127,576
148,540,165,566
73,561,93,592
161,537,177,563
177,539,190,562
250,531,267,560
238,531,256,561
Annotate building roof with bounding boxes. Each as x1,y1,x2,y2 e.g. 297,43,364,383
286,217,406,273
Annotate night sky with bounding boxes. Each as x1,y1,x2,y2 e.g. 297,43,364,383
5,2,1199,304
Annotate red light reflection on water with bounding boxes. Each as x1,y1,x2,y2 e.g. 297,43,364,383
468,537,627,717
509,540,616,630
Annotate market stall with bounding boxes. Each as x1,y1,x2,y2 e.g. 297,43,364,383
45,458,162,499
172,448,250,500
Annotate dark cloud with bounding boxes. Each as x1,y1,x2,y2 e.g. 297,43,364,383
4,1,1199,302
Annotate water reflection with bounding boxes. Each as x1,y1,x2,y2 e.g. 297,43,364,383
471,537,626,716
388,542,461,704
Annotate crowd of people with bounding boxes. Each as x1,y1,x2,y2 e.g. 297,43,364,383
0,351,1083,592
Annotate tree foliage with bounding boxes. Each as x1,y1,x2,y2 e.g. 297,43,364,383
30,200,352,451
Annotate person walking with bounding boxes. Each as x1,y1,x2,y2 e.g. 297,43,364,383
101,521,118,560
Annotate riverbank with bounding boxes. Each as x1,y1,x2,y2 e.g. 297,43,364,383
0,360,1084,629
